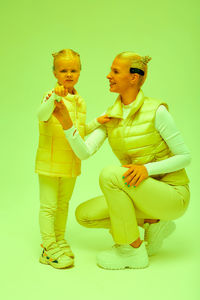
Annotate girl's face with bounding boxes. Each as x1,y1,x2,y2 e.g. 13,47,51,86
107,57,136,94
53,57,81,91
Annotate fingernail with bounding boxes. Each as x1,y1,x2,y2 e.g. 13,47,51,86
125,182,127,185
122,176,125,179
128,185,130,187
134,186,136,188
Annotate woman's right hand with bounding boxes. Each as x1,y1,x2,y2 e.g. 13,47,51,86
97,114,111,124
54,86,68,97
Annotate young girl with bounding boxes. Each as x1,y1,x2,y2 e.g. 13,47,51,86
35,49,109,269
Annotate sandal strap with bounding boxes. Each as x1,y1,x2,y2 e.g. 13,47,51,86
41,244,65,260
57,239,70,248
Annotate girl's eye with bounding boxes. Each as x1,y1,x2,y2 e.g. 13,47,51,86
71,70,76,73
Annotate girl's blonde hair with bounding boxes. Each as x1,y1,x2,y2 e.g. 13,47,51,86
52,49,81,70
116,52,152,86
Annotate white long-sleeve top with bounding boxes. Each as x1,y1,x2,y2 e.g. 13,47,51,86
64,104,191,176
37,91,100,135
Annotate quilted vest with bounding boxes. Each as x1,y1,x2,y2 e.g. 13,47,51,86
104,90,189,186
35,89,86,178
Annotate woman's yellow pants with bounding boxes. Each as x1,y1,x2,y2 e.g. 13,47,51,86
75,165,190,245
38,174,76,249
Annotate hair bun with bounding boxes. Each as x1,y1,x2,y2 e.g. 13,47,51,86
141,56,152,64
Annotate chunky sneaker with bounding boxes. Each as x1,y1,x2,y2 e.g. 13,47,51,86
39,244,74,269
143,220,176,256
57,239,74,258
96,242,149,270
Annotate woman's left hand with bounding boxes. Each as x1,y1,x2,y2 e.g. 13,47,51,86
97,114,111,124
122,164,148,187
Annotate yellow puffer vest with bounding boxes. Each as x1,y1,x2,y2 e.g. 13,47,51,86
104,90,189,186
35,90,86,178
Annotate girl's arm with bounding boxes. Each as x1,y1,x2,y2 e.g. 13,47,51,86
144,105,191,176
37,91,62,121
64,125,107,160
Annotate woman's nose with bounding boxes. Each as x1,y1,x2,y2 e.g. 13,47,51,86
107,73,111,79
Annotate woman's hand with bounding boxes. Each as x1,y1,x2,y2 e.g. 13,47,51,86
122,164,148,187
97,114,111,124
54,86,68,97
53,100,73,130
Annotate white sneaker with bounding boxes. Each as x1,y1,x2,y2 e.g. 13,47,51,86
96,242,149,270
39,244,74,269
143,220,176,256
57,239,74,258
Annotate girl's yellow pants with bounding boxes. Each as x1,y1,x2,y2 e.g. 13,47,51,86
75,165,190,245
39,174,76,249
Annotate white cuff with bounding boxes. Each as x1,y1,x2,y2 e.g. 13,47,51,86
64,125,78,139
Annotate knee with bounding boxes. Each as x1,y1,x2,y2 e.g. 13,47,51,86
40,203,57,214
75,203,92,227
99,165,116,184
99,165,121,188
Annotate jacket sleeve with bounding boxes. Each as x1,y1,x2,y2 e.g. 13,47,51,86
37,90,62,121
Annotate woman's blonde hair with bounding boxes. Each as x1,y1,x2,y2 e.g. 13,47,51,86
52,49,81,70
116,52,152,86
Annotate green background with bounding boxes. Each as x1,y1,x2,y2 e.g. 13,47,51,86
0,0,199,299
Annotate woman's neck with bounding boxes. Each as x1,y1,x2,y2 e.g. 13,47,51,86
120,87,140,105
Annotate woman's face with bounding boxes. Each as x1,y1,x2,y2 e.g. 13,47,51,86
107,57,133,94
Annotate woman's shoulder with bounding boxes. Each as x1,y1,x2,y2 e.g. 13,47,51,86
143,96,168,111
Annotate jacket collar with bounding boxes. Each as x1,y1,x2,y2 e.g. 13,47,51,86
106,89,145,119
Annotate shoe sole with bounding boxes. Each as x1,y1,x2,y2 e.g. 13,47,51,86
147,221,176,256
97,261,149,270
96,255,149,270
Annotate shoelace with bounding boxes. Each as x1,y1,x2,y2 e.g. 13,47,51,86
143,223,150,240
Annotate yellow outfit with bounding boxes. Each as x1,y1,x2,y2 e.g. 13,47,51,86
35,89,99,249
105,90,189,186
35,90,86,178
76,90,190,244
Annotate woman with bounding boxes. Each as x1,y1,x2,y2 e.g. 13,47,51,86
53,52,191,270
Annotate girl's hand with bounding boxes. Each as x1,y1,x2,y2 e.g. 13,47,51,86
53,100,73,129
97,114,111,124
54,86,68,97
122,164,148,187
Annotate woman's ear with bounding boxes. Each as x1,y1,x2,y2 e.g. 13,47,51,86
130,73,140,85
53,70,57,78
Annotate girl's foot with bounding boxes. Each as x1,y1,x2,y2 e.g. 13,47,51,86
57,239,74,258
39,244,74,269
